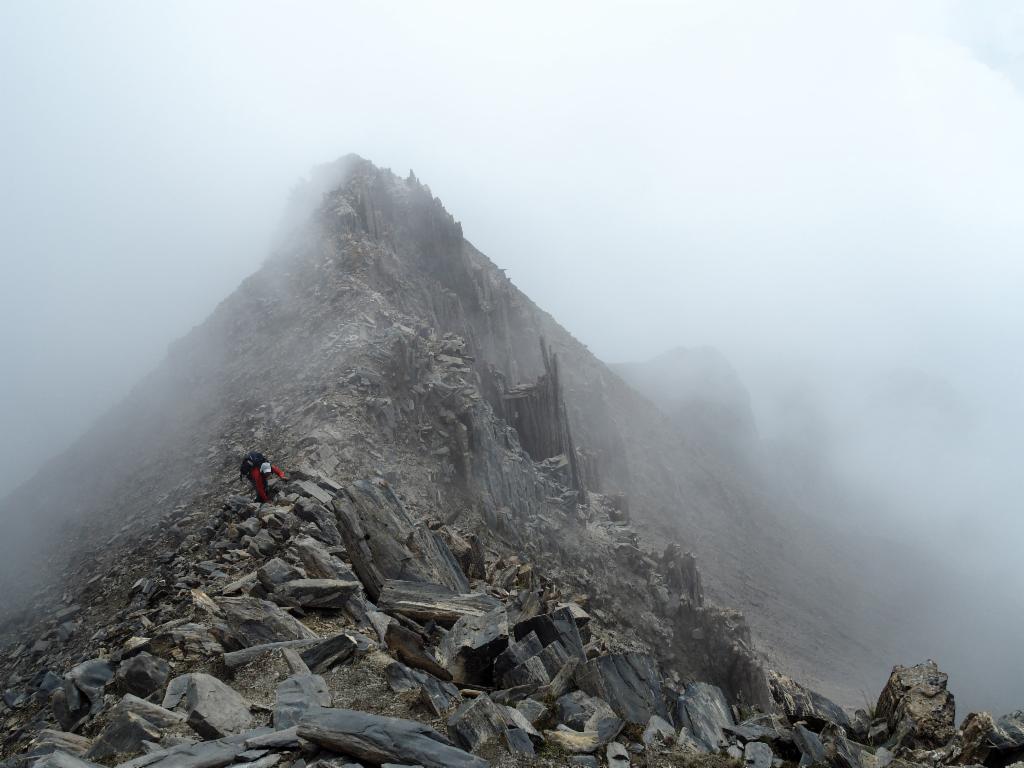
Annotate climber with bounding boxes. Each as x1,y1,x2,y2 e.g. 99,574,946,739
239,450,287,502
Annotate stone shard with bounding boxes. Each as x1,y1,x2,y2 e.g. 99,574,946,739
769,671,851,731
273,674,331,729
165,673,253,739
332,479,470,601
297,706,489,768
113,694,186,729
270,579,361,610
377,580,501,626
438,606,509,686
675,682,735,752
574,653,668,726
291,535,355,581
28,730,93,758
215,596,318,647
115,652,171,699
874,661,955,751
606,741,631,766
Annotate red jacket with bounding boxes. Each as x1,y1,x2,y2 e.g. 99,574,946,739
250,465,286,502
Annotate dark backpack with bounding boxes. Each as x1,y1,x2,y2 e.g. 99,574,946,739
240,451,268,478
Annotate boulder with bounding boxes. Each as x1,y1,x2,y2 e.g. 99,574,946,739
875,661,955,751
292,497,343,544
52,659,115,729
297,706,489,768
85,710,162,760
165,673,253,739
990,710,1024,763
494,631,545,686
215,596,318,647
438,607,509,686
643,715,676,746
512,608,585,660
676,682,735,752
114,652,170,699
744,741,774,768
770,671,852,730
377,580,501,626
385,661,461,716
606,741,631,766
274,674,331,729
575,653,668,726
271,579,361,610
556,691,624,744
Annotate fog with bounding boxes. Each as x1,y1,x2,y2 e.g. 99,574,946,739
3,0,1023,712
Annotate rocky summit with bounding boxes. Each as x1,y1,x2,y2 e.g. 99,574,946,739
0,157,1021,768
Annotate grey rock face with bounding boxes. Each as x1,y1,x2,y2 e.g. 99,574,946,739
574,653,668,726
769,671,852,731
215,596,318,647
676,682,735,752
166,673,253,739
297,706,488,768
114,652,170,699
274,674,331,729
874,661,955,752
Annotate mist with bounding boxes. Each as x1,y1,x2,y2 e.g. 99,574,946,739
3,0,1024,716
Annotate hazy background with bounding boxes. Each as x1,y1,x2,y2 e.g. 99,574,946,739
3,0,1023,710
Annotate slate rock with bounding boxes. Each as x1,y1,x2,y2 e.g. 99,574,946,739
385,662,461,716
874,661,955,751
300,632,359,673
26,730,92,758
512,608,585,660
257,559,306,592
166,673,253,738
216,596,319,647
447,694,510,752
271,579,361,611
515,698,548,726
67,659,115,716
291,535,355,581
503,726,535,756
113,694,185,728
494,631,544,686
575,653,668,726
793,723,828,767
384,622,452,681
745,741,774,768
990,710,1024,759
438,607,509,686
606,741,631,766
556,691,624,744
676,682,735,752
297,706,488,768
85,710,162,760
28,752,104,768
770,671,852,731
643,715,676,746
821,723,861,768
332,479,470,601
274,674,331,729
115,652,170,699
377,580,501,627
